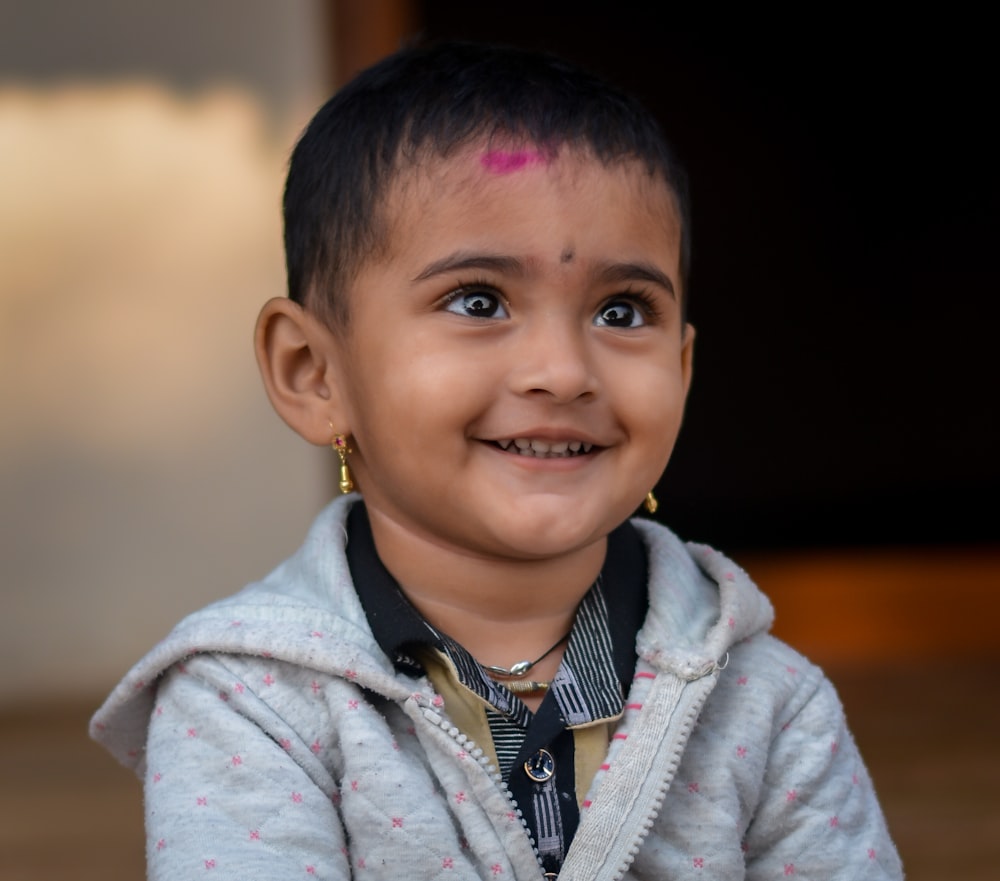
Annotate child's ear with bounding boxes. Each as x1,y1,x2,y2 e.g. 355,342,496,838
680,323,696,396
254,298,347,445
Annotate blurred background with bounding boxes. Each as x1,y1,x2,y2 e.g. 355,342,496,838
1,2,997,879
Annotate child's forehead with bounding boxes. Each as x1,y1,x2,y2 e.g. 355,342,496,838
386,142,679,230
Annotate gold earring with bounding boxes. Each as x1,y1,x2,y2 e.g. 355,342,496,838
643,491,658,514
331,433,354,494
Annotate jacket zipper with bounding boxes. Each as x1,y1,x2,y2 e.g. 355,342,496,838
610,680,716,880
416,699,549,878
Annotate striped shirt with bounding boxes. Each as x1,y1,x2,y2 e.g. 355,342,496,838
345,503,648,876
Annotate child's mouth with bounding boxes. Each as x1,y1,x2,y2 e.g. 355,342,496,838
492,438,594,459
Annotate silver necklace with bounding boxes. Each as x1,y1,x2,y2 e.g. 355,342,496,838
481,632,569,679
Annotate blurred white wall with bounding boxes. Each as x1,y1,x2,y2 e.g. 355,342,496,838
0,2,333,705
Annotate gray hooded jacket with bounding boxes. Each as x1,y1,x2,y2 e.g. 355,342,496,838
92,496,902,880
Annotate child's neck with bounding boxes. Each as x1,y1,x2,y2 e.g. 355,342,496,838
365,507,607,673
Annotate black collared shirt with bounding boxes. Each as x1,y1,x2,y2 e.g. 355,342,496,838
345,502,648,874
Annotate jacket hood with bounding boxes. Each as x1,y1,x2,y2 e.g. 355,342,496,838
91,496,774,767
632,518,774,679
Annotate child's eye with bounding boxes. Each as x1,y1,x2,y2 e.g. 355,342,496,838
594,297,646,328
443,287,509,319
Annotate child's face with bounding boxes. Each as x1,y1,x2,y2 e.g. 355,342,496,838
332,146,693,563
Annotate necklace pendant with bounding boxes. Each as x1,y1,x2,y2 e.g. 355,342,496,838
507,660,532,677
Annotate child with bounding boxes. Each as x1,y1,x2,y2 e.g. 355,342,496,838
91,42,902,880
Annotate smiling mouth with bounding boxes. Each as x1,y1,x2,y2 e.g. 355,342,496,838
492,438,595,458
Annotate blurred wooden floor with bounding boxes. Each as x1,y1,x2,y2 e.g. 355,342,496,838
2,661,999,880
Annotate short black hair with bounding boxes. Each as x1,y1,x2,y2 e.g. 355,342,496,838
284,40,691,326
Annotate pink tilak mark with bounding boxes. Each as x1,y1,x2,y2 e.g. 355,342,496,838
480,149,546,174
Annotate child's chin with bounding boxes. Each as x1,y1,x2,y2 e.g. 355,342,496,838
486,514,608,559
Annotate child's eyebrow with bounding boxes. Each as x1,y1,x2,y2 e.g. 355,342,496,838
593,260,676,297
412,252,526,283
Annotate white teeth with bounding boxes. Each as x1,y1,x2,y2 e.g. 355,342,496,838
496,437,594,458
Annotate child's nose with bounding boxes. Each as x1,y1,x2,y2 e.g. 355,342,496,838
507,317,598,403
